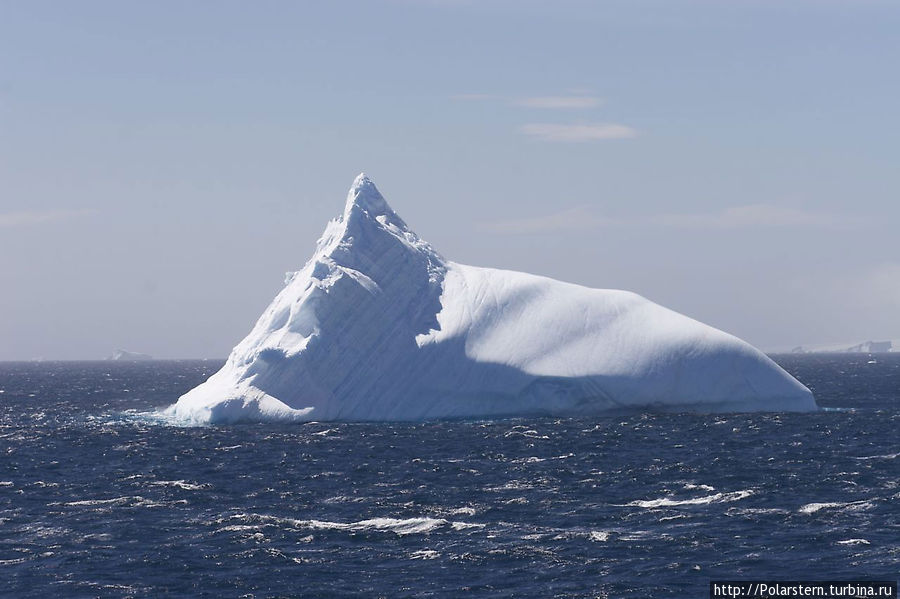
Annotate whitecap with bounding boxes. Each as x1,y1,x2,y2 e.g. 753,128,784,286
228,513,448,535
322,495,366,504
659,514,688,522
799,502,843,514
503,429,549,440
149,480,210,491
627,490,753,508
451,521,485,531
133,498,185,508
683,483,715,491
837,538,870,545
62,496,141,507
618,530,671,542
349,517,447,535
215,525,261,533
312,428,338,436
0,557,28,565
304,517,448,535
798,500,873,514
852,452,900,461
729,507,790,516
220,511,485,536
486,481,535,492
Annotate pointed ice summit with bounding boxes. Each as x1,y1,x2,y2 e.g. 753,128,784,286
167,174,816,423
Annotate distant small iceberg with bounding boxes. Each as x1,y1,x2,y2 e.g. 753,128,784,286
108,349,154,361
790,340,894,354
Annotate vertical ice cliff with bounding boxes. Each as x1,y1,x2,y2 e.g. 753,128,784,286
167,174,816,423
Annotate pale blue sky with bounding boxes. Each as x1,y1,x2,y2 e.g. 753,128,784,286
1,0,898,359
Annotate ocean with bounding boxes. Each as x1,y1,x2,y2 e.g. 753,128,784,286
1,355,897,597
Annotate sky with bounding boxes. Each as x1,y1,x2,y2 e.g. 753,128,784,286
0,0,898,360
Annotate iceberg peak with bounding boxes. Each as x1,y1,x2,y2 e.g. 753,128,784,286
351,171,372,190
344,172,393,220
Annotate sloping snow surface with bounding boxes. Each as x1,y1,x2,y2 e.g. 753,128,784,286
166,174,816,423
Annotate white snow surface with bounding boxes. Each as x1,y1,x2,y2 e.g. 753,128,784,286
166,174,816,423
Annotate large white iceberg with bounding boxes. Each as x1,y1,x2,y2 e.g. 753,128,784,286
167,174,816,423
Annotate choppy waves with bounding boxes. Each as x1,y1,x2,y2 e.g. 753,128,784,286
0,357,898,597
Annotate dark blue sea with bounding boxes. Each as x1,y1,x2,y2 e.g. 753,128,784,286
1,355,897,597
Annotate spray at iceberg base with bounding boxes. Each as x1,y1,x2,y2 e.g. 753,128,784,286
166,174,817,424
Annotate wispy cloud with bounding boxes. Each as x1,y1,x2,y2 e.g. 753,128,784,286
515,96,602,109
519,123,637,142
0,209,93,228
482,204,869,234
452,92,635,141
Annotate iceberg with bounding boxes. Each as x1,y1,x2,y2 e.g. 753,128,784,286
791,340,894,354
166,174,816,423
109,349,154,361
